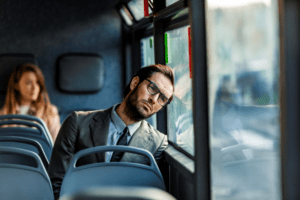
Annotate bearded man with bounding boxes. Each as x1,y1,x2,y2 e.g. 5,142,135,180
48,64,174,199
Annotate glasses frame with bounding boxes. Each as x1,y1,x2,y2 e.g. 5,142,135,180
145,79,170,106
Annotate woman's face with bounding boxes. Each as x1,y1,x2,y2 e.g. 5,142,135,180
17,71,41,104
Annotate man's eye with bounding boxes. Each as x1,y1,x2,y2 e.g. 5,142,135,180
149,85,156,91
160,96,168,103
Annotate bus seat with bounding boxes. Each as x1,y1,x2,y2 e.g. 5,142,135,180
57,53,104,93
0,147,54,200
0,119,53,145
0,114,53,143
0,136,49,169
60,146,166,198
60,186,176,200
0,120,53,159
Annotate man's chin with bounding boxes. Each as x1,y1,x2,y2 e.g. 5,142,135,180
136,107,152,119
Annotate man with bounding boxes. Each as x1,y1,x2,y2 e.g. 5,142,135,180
48,64,174,199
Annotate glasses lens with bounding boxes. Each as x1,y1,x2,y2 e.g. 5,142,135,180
159,95,168,105
148,82,158,95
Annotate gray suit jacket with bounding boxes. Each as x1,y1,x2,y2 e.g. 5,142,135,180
48,106,168,199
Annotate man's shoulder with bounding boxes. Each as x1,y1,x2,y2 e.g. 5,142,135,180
141,120,168,155
142,120,166,140
70,107,112,123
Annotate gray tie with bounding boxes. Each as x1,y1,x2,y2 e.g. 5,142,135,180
110,127,129,162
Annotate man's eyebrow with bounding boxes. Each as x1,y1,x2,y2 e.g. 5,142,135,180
150,80,159,89
151,80,168,97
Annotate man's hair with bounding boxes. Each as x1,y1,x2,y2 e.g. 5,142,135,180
124,64,175,103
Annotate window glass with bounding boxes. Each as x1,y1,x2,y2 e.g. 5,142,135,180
128,0,153,21
119,6,133,26
206,0,280,199
166,0,179,7
141,36,157,129
141,36,155,67
166,25,194,156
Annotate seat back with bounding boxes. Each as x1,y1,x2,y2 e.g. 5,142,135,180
60,186,176,200
0,147,54,200
0,114,53,144
0,120,53,158
0,136,49,168
60,146,166,198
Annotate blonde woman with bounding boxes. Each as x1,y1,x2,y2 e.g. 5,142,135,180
0,63,61,142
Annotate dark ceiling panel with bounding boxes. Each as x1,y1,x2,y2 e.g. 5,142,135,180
0,0,120,37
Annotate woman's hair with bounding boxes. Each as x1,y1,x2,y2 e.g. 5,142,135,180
1,63,56,124
124,64,175,103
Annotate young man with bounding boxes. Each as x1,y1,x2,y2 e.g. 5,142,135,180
48,64,174,199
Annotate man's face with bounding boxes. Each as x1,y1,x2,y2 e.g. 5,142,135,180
125,72,173,121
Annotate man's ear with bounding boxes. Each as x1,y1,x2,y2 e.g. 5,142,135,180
130,76,140,91
14,84,19,91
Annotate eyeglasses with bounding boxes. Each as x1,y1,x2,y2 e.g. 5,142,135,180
145,79,170,106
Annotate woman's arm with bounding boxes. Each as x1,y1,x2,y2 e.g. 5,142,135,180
47,105,61,143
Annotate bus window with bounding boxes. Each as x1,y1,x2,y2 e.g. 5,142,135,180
165,25,194,156
141,36,155,67
205,0,280,199
128,0,152,21
119,6,133,26
166,0,180,7
141,35,157,129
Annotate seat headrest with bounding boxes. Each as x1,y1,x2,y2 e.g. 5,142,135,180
57,53,104,93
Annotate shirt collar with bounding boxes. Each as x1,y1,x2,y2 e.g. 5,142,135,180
111,104,141,136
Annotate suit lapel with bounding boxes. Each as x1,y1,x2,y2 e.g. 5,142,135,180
89,107,112,162
121,120,154,163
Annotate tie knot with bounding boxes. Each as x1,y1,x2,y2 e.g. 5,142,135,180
123,127,129,135
116,127,129,146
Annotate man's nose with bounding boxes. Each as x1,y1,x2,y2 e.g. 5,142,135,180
149,93,160,103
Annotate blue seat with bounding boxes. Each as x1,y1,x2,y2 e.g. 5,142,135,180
0,136,49,168
60,186,176,200
0,120,53,158
0,114,53,144
0,147,54,200
60,146,166,198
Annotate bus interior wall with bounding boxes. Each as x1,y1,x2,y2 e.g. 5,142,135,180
0,0,124,123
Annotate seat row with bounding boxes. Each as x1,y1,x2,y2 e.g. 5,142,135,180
0,114,52,168
0,114,176,200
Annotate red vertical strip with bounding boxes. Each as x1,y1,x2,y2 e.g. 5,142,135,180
188,27,192,78
144,0,149,17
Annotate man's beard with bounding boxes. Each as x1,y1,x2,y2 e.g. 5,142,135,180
123,87,155,121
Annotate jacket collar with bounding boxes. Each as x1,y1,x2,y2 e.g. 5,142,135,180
89,107,113,162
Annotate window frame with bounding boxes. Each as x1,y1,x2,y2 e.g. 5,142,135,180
126,0,210,199
280,0,300,199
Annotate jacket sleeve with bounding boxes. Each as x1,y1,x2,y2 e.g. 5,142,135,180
47,112,78,200
153,134,168,163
